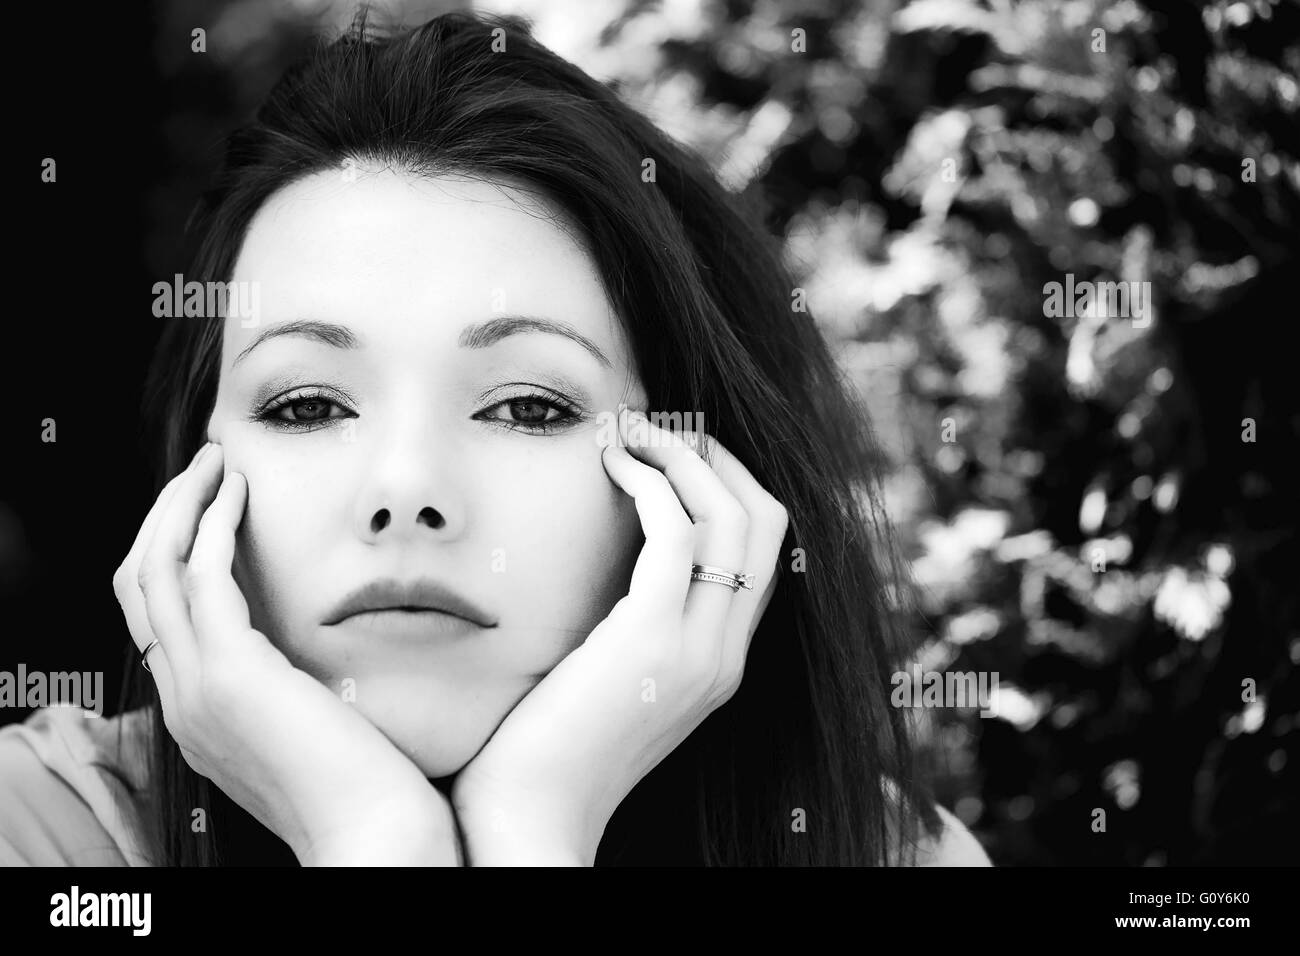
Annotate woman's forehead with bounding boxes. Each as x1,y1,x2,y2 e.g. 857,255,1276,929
222,168,631,369
232,168,595,292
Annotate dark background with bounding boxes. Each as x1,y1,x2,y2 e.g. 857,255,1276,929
3,0,1297,865
3,4,161,732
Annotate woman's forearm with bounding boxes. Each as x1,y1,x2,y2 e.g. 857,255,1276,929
458,827,585,866
298,801,464,866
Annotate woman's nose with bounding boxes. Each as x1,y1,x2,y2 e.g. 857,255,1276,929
368,505,445,535
352,445,465,543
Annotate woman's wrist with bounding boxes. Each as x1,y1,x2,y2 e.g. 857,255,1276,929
458,826,587,867
297,796,464,866
452,792,594,866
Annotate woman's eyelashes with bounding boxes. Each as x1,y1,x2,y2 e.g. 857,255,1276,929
254,387,356,431
251,383,585,435
474,383,584,435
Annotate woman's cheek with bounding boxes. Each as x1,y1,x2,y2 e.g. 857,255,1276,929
571,431,645,608
485,439,642,639
229,448,322,644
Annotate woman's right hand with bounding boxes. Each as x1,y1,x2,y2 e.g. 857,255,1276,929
113,441,462,866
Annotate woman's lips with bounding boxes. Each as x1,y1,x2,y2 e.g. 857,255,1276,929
332,607,481,638
324,577,497,628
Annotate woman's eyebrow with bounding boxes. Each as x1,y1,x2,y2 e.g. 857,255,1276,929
232,316,612,368
232,319,359,367
459,315,612,368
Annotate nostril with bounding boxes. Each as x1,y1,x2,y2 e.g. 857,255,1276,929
418,506,445,530
370,508,391,534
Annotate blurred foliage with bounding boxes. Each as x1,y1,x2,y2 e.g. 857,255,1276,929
152,0,1299,863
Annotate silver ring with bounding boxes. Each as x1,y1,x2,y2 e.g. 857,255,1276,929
690,564,754,592
140,639,161,673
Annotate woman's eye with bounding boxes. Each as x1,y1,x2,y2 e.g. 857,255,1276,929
503,399,559,424
255,388,578,433
478,394,578,432
260,392,353,428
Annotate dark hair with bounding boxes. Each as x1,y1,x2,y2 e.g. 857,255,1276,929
122,8,940,866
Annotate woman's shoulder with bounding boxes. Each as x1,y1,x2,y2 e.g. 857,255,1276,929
882,777,992,866
912,802,992,866
0,706,155,866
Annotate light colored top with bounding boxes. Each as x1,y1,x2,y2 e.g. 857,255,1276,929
0,706,989,866
0,706,156,865
915,801,992,866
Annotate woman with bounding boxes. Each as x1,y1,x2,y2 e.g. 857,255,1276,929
0,9,988,866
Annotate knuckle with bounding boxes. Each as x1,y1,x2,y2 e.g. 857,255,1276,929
136,557,161,597
158,673,204,744
158,702,188,748
684,642,722,686
764,497,790,536
713,678,740,706
112,564,133,601
711,659,744,703
177,746,207,779
159,710,179,742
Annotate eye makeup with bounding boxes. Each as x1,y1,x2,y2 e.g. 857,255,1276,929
244,373,592,436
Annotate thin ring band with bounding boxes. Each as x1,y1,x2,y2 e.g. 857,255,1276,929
140,639,161,673
690,564,755,592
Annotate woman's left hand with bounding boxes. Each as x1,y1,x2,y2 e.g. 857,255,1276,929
449,407,789,865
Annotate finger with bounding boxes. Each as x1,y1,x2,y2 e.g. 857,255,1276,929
139,442,226,675
619,410,746,633
691,433,789,666
142,641,179,712
188,470,254,652
126,450,208,579
117,475,188,657
115,444,210,659
599,439,694,619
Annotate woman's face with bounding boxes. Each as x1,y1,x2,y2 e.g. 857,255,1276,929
208,168,647,777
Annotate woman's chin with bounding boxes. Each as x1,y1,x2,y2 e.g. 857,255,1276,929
413,751,474,780
345,694,496,780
